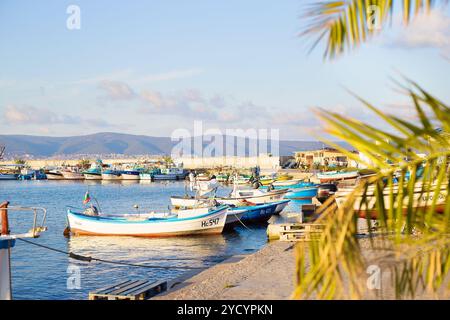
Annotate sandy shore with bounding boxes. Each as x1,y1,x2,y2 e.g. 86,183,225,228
154,242,296,300
154,237,449,300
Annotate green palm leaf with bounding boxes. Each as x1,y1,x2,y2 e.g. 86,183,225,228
294,82,450,299
302,0,448,59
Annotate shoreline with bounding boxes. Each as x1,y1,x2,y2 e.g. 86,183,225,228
154,241,296,300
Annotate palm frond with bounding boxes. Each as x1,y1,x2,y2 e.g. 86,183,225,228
294,81,450,299
302,0,448,59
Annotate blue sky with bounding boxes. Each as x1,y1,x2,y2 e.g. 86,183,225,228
0,0,449,140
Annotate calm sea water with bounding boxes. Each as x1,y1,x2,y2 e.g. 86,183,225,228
0,180,304,300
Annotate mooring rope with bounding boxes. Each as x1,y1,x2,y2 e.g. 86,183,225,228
17,238,205,270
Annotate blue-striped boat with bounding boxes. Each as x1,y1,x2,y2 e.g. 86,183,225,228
228,200,290,223
285,186,318,200
261,181,316,190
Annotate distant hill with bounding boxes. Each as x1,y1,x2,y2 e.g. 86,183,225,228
0,132,351,158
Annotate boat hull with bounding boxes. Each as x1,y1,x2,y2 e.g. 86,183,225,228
317,171,359,183
84,173,102,180
67,206,228,237
335,184,448,218
285,187,318,200
0,174,18,180
170,189,288,208
101,173,122,180
229,200,290,223
153,174,184,180
121,173,140,180
139,173,153,181
46,172,64,180
61,171,85,180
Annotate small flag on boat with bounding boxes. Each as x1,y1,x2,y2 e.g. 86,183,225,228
83,191,91,204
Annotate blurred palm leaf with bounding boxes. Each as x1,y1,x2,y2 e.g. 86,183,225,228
302,0,448,58
293,81,450,299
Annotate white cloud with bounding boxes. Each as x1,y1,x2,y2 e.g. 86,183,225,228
392,10,450,52
2,104,115,128
98,80,136,100
136,68,204,83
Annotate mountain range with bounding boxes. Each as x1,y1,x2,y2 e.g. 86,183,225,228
0,132,349,158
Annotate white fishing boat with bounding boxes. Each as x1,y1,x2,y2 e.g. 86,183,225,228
82,161,103,180
171,187,288,208
271,178,305,187
0,173,18,180
45,169,64,180
67,205,228,237
121,170,141,180
172,205,243,226
101,169,122,181
61,168,85,180
335,182,448,218
316,170,359,183
0,164,20,180
153,167,187,181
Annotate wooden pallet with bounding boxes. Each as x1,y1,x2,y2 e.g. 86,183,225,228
279,223,325,242
89,279,167,300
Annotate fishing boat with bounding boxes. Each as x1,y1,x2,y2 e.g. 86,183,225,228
45,169,64,180
153,167,187,181
0,165,20,180
171,187,289,208
121,170,141,180
0,173,18,181
316,170,359,183
83,161,103,180
66,205,228,237
139,168,159,181
216,174,229,183
334,182,448,218
285,186,318,200
261,181,316,190
272,178,305,187
230,175,250,185
229,200,290,223
61,168,85,180
101,169,122,181
259,176,275,186
172,204,243,226
276,174,293,181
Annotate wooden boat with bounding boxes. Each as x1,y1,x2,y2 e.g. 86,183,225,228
67,205,229,237
153,168,187,181
229,200,290,222
101,169,122,181
171,188,289,208
61,168,85,180
121,170,141,180
172,205,243,226
261,181,316,190
285,186,318,200
272,178,305,187
0,173,18,180
216,174,229,183
44,169,64,180
0,165,20,180
317,170,359,183
83,162,103,180
276,174,293,181
335,182,448,218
